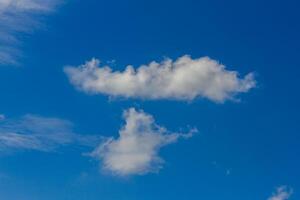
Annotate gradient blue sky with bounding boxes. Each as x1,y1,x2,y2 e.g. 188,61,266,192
0,0,299,199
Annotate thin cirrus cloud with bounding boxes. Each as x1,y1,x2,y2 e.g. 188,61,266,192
0,0,61,65
0,114,100,152
0,114,5,120
90,107,197,176
64,55,256,102
268,186,293,200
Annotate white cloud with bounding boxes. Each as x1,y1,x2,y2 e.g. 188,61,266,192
0,0,56,11
268,186,293,200
0,114,100,152
90,108,196,176
64,55,256,102
0,0,61,65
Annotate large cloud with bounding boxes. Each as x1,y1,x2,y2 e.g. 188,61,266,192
0,114,100,152
0,0,61,65
268,186,293,200
90,108,196,176
64,55,256,102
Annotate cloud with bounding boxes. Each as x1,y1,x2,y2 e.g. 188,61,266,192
0,0,61,65
0,114,100,152
90,108,196,176
0,114,5,120
64,55,256,102
268,186,293,200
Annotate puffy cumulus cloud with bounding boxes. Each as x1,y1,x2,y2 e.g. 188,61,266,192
0,114,100,152
0,0,62,65
90,108,197,176
268,186,293,200
64,55,256,102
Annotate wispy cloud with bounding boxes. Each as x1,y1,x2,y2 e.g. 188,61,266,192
0,0,62,65
268,186,293,200
0,114,5,120
64,55,256,102
0,114,100,152
90,108,196,176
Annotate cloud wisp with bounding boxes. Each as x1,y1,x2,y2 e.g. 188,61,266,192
0,0,61,65
64,55,256,102
268,186,293,200
0,114,5,120
90,108,196,176
0,114,100,152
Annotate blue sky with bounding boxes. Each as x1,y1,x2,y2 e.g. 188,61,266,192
0,0,299,199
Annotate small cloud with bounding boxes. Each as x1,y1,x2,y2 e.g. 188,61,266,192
0,114,5,121
89,107,196,176
226,169,231,176
268,186,293,200
106,59,116,65
211,161,232,176
0,114,101,152
64,55,256,102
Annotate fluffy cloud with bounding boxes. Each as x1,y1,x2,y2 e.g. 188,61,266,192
0,114,100,152
90,108,196,176
64,55,256,102
268,186,293,200
0,0,61,65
